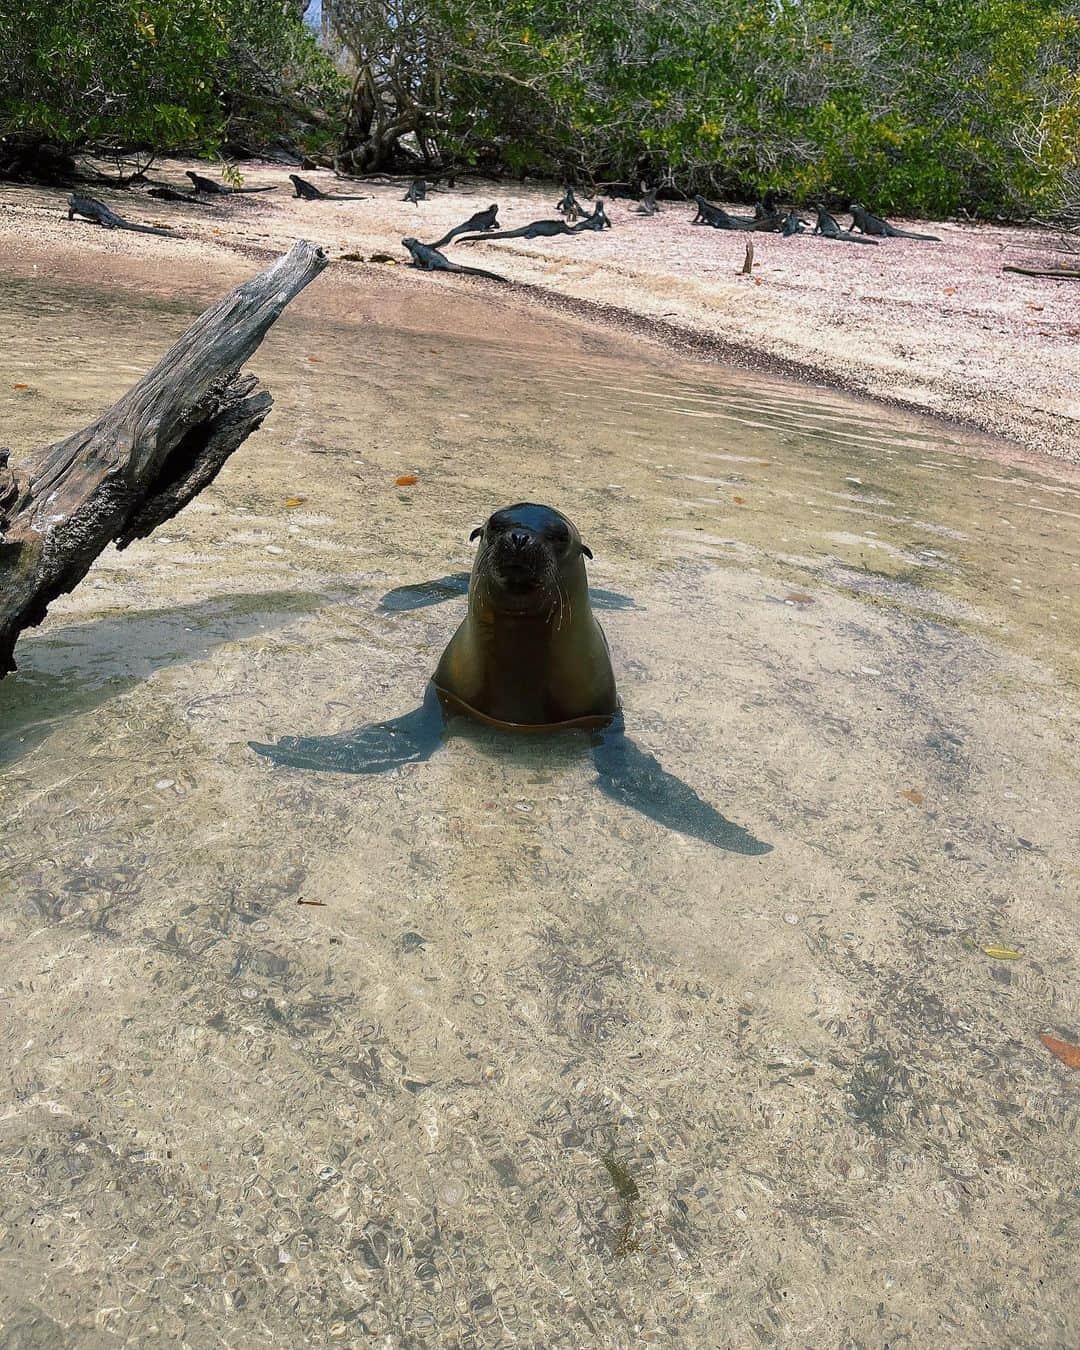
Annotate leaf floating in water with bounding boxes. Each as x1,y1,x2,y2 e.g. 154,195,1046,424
902,788,924,805
1026,303,1044,312
942,286,957,295
733,495,746,505
982,944,1022,960
12,383,28,390
784,592,814,606
284,496,306,508
1039,1033,1080,1068
308,356,322,363
395,474,419,487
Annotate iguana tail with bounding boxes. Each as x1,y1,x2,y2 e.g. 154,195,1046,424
452,264,508,283
117,221,174,237
457,226,533,243
890,227,941,241
428,227,462,249
231,186,278,194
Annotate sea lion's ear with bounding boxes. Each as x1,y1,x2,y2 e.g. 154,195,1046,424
469,526,484,542
581,543,594,560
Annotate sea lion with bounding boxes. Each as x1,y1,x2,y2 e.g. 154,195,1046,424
251,507,772,854
433,503,617,729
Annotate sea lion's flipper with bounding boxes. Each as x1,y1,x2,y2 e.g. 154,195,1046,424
250,685,447,775
378,574,634,614
590,718,772,855
378,573,472,612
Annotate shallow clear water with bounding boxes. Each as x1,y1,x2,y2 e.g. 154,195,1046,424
0,267,1077,1345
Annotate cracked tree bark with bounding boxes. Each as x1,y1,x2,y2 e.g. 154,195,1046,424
0,239,328,678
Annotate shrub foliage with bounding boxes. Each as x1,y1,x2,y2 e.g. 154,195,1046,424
329,0,1080,216
1,0,1076,217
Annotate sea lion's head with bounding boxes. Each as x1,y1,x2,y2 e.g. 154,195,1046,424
469,503,592,615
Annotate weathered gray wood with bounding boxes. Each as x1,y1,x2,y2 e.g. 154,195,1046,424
1002,264,1080,279
0,239,328,677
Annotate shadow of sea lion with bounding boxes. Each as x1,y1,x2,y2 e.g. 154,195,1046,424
377,573,638,614
253,578,771,856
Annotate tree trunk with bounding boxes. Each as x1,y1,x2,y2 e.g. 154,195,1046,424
0,239,328,678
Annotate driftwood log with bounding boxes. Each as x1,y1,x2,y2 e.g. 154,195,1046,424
1002,264,1080,280
0,239,328,677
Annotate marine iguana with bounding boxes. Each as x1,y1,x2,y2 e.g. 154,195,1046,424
288,174,368,201
691,195,754,229
571,199,612,231
402,237,507,282
556,188,584,222
403,178,427,204
457,218,578,244
66,194,173,237
751,198,783,231
185,171,277,195
781,210,808,236
634,185,660,215
146,186,208,205
746,208,783,232
849,203,941,242
427,205,499,250
812,205,880,245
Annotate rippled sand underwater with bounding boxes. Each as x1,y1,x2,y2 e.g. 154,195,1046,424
1,263,1077,1346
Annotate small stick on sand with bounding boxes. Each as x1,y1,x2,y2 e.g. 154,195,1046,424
1002,264,1080,280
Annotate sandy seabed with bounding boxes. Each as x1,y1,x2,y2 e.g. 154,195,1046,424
1,159,1079,1349
1,157,1077,464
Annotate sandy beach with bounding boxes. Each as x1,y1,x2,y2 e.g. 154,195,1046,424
2,157,1077,465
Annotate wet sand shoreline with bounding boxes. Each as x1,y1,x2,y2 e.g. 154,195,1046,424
1,156,1077,468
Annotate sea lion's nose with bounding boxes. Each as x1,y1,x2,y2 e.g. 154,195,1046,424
509,530,530,551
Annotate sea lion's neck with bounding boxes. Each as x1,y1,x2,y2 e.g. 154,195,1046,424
471,605,582,655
